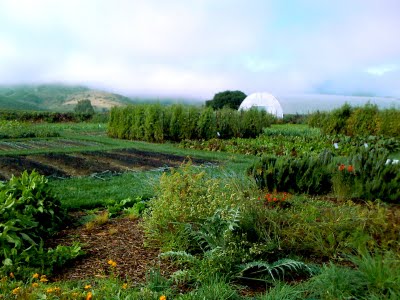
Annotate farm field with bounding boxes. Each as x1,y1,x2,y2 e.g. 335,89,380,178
1,110,400,299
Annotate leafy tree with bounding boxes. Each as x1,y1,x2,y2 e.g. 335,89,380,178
74,99,95,115
206,90,247,110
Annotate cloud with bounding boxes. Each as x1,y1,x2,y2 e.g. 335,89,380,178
0,0,399,97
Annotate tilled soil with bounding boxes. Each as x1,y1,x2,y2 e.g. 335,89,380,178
0,148,212,180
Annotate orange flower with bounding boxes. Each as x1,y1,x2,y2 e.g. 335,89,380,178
347,165,354,172
160,296,167,300
85,284,92,290
32,283,39,288
122,283,128,289
86,291,93,300
9,273,15,279
12,287,20,295
107,259,117,267
338,164,345,171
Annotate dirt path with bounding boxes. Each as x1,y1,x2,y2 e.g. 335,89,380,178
49,216,174,284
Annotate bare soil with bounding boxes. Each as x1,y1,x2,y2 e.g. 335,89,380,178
0,148,211,180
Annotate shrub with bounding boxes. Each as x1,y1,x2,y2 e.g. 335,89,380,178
248,150,334,195
0,171,81,277
142,162,256,251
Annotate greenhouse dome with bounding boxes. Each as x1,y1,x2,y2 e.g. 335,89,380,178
238,92,284,118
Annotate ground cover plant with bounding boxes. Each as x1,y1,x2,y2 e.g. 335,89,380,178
0,112,399,299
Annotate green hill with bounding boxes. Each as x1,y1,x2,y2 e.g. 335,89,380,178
0,84,133,112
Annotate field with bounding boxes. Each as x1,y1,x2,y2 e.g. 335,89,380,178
1,112,399,299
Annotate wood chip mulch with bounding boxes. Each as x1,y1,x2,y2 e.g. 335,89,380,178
48,216,175,285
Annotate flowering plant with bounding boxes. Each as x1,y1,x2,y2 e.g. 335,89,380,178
259,191,291,208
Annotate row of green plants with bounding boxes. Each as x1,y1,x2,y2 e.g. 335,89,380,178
179,125,399,157
308,103,400,137
0,110,103,123
108,104,274,142
248,147,400,202
0,171,83,279
0,120,60,139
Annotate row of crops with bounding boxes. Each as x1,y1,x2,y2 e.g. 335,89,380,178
108,104,274,141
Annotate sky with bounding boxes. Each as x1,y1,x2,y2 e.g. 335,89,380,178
0,0,399,99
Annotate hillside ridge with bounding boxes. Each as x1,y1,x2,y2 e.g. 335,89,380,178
0,84,132,112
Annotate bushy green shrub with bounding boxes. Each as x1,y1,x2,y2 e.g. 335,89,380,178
332,147,400,202
248,150,334,195
249,148,399,202
0,171,81,277
308,103,400,138
142,163,256,251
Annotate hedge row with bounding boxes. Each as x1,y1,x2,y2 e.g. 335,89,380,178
108,104,273,142
307,103,400,137
0,110,99,123
248,148,400,203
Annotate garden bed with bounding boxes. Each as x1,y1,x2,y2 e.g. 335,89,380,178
0,148,212,180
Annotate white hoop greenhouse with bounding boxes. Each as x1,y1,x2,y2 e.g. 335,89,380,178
238,92,284,118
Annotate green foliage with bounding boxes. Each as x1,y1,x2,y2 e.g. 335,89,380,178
248,150,334,195
236,259,312,283
0,171,82,277
205,90,247,110
242,196,400,259
0,120,60,139
74,99,95,115
308,103,400,138
142,162,256,250
108,104,272,142
305,251,400,299
332,147,400,202
197,107,217,140
249,147,400,202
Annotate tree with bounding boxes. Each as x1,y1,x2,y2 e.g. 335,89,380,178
74,99,95,115
205,90,247,110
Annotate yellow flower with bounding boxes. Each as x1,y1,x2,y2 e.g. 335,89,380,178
12,287,20,295
107,259,117,267
54,287,61,292
40,275,48,282
122,283,128,289
86,291,93,300
160,295,167,300
32,283,39,288
32,273,39,279
84,284,92,290
46,288,54,293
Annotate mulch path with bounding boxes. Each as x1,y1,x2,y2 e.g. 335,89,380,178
48,215,175,285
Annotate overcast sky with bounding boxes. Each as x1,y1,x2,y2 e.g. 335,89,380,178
0,0,399,99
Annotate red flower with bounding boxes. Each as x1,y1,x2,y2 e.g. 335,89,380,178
347,165,354,172
338,164,345,171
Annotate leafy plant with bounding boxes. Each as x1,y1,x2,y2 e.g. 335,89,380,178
236,259,312,282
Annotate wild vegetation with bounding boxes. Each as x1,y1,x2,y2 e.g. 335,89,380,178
0,102,399,299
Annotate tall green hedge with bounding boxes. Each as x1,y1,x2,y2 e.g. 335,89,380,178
108,104,273,141
308,103,400,137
